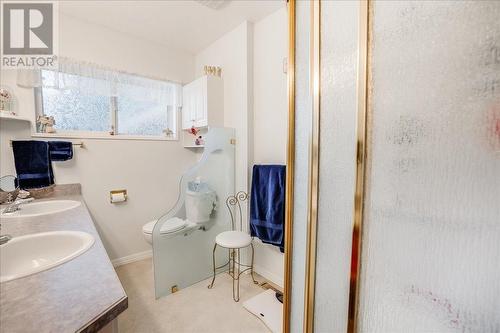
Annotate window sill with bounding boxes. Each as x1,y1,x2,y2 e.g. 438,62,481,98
31,132,178,142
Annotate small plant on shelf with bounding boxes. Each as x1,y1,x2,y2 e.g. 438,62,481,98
185,126,204,146
186,126,199,136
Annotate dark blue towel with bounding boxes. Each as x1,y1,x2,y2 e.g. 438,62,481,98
250,165,286,252
12,140,54,189
48,141,73,161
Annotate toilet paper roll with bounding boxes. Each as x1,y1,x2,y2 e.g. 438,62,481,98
110,192,126,203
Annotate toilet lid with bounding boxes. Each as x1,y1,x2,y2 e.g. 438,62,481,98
143,217,187,235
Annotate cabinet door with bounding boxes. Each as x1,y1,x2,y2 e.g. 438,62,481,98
193,79,202,125
182,77,208,129
195,77,208,127
182,83,195,129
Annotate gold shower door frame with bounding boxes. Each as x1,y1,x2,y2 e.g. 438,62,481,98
283,0,296,332
303,0,499,332
299,1,370,332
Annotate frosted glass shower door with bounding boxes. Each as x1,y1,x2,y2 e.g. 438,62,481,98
358,1,500,332
312,1,360,332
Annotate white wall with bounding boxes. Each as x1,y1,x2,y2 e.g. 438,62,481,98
0,14,197,261
59,14,194,84
252,7,288,287
194,21,254,229
193,9,287,287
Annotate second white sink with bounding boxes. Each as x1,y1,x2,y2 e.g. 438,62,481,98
0,231,95,283
1,200,81,219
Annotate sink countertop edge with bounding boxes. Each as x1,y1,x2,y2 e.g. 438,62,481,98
0,191,128,333
77,296,128,333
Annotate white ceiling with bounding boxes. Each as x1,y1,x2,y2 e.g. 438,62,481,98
60,0,285,55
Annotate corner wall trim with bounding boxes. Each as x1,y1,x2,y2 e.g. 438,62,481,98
111,250,153,267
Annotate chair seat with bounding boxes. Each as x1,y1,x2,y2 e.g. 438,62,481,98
215,230,252,249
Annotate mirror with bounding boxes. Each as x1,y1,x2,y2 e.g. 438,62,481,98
0,175,18,192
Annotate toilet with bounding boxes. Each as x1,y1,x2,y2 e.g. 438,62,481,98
142,217,189,244
185,183,217,225
142,182,216,244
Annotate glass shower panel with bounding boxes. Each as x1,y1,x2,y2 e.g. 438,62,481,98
290,1,311,332
358,1,500,332
314,1,360,332
153,127,235,298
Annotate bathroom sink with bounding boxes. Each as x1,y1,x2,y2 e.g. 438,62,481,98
0,200,81,219
0,231,94,283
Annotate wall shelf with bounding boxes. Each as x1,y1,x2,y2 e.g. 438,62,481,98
184,145,205,148
182,126,208,148
0,113,31,123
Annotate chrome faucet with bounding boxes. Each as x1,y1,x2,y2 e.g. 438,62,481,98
0,234,11,245
0,224,12,245
2,197,34,214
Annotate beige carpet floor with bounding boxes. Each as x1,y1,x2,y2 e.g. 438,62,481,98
115,258,270,333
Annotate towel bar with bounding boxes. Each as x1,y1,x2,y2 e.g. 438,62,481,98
9,140,84,148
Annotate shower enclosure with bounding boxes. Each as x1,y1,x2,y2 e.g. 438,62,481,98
292,0,500,331
152,127,235,298
356,2,500,331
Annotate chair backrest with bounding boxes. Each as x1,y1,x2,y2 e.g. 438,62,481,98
225,191,248,232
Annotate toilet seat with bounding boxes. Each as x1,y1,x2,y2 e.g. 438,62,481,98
142,217,187,235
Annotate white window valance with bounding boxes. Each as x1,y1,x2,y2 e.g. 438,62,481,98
17,57,182,107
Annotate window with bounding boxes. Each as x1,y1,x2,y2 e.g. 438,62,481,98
35,64,180,139
115,82,172,136
39,71,111,133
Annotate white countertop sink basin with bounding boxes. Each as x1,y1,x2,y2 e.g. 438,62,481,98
0,231,95,283
1,200,81,219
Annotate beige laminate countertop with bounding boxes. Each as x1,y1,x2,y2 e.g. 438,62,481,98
0,188,127,333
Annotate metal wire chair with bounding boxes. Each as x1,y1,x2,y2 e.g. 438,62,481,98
207,191,258,302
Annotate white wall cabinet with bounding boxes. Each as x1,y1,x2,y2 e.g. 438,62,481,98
181,75,223,130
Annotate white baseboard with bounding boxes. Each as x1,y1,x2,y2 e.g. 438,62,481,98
254,264,284,288
111,250,152,267
111,250,284,288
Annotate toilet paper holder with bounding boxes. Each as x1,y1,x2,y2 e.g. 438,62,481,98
110,189,127,203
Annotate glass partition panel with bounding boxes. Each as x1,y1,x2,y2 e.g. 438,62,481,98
314,1,360,332
290,1,311,332
358,1,500,331
153,127,235,298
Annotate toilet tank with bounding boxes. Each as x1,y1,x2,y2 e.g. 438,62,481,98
185,182,216,224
